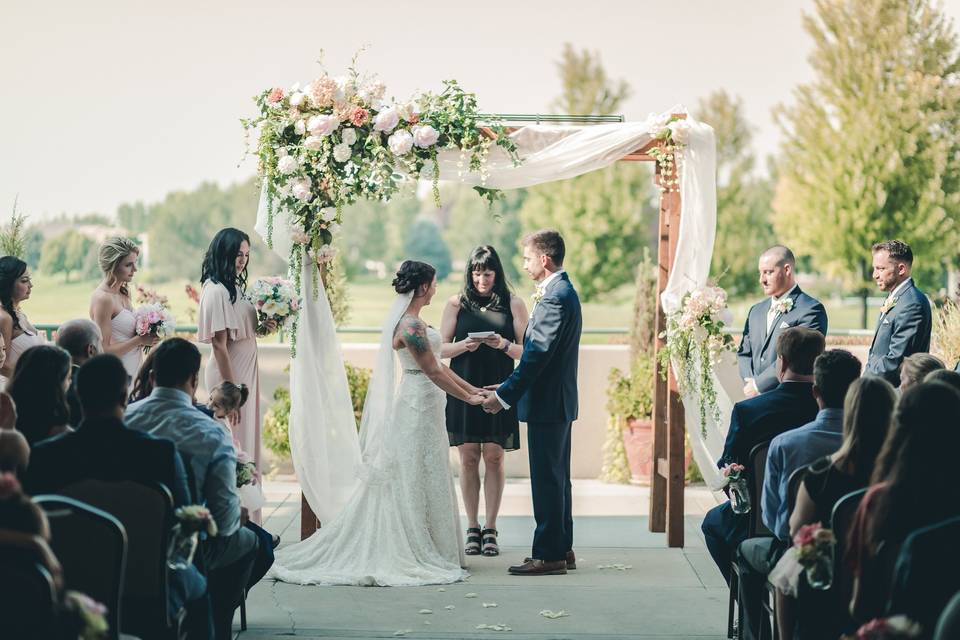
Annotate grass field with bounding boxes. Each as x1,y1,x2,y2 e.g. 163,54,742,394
23,272,883,344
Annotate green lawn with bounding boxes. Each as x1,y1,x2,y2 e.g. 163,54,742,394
22,273,881,344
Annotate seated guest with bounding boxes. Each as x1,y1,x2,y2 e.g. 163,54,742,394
55,319,103,428
0,473,49,539
887,516,960,635
0,429,29,476
898,353,944,391
23,354,207,632
125,338,273,640
131,348,215,418
7,345,73,445
0,391,16,430
703,327,824,582
924,368,960,393
735,349,862,640
847,382,960,624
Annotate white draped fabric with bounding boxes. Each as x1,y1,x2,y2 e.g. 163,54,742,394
255,108,733,521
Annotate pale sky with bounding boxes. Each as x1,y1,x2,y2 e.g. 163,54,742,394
3,0,960,220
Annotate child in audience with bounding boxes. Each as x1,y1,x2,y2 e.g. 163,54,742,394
207,382,264,512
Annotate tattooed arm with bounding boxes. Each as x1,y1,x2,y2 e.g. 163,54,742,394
397,316,483,405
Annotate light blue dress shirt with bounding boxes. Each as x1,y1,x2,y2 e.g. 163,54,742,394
762,407,844,540
125,387,241,536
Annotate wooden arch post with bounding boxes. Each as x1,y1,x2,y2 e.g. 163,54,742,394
299,118,689,547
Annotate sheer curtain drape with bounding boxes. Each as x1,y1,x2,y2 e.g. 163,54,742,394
255,109,732,521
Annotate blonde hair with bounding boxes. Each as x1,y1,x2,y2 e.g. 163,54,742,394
98,237,140,297
900,353,945,389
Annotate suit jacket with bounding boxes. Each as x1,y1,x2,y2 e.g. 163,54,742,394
737,286,828,393
718,381,819,468
866,280,932,386
498,272,582,424
24,415,192,506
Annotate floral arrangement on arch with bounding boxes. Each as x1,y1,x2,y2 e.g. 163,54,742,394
644,112,690,193
658,285,735,435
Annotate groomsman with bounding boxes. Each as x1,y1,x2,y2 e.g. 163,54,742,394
866,240,932,387
737,246,828,397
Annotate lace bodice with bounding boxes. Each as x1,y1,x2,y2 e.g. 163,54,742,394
396,324,441,371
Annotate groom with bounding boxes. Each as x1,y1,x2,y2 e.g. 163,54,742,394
482,229,582,576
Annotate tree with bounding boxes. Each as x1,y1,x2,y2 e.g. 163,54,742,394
404,217,452,281
774,0,960,327
39,230,96,281
695,91,775,297
518,45,654,301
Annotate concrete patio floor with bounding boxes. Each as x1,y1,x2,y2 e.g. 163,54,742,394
236,480,727,639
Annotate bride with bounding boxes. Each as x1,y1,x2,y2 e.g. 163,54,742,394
269,260,487,586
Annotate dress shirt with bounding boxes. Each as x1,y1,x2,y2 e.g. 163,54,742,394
125,386,241,536
762,407,844,540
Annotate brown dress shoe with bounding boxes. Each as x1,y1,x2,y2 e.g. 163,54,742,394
508,559,568,576
524,550,576,570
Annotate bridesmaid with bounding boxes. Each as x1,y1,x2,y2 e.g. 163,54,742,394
198,228,275,523
0,257,44,387
440,245,528,557
90,237,157,383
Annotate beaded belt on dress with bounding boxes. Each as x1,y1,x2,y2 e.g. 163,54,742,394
403,369,424,375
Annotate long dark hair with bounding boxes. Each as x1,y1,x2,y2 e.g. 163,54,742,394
834,376,897,484
460,245,512,312
130,347,157,404
0,256,27,331
7,345,72,445
200,228,250,303
866,382,960,550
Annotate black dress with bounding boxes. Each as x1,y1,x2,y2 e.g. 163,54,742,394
446,295,520,451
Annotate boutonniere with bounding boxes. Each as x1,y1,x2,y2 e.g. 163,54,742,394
773,297,794,315
880,297,898,315
531,288,545,305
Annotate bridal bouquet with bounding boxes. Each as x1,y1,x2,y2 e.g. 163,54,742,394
133,304,176,339
248,276,301,335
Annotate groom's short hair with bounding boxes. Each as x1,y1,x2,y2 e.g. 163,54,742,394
523,230,565,267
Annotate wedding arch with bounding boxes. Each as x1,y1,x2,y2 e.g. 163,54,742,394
248,69,725,548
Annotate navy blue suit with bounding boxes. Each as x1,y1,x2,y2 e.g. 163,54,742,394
737,286,828,393
498,271,582,562
866,279,932,386
702,382,819,582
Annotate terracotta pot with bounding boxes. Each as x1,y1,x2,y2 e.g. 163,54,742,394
622,417,654,484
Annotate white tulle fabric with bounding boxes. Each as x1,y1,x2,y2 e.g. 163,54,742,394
254,107,731,522
267,322,467,586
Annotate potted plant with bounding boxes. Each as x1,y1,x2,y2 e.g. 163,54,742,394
604,355,655,483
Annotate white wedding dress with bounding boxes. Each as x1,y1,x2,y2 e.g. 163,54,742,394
268,322,468,586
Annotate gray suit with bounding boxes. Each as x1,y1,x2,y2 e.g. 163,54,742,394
866,279,932,386
737,286,828,393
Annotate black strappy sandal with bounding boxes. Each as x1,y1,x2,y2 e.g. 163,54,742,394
481,528,499,557
465,527,482,555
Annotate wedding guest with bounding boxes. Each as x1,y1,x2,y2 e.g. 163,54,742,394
0,429,29,476
0,257,44,386
440,245,528,557
737,246,828,398
89,237,157,383
22,353,209,634
0,391,16,430
924,368,960,392
898,352,944,391
198,228,274,524
7,345,72,446
847,382,960,624
0,474,50,540
55,319,103,427
125,338,273,640
736,349,861,640
866,240,932,387
703,327,823,583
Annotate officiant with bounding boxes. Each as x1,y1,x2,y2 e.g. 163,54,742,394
737,246,828,397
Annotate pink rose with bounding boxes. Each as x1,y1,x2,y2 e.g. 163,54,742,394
350,107,369,127
793,523,819,548
267,87,284,104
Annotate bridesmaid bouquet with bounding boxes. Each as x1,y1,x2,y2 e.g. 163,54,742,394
249,276,301,334
133,303,176,338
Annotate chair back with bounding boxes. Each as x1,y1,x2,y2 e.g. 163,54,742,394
60,480,175,633
830,488,868,613
747,441,772,537
34,495,127,640
934,591,960,640
0,531,60,638
786,465,809,516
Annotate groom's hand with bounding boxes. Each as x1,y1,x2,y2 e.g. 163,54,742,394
483,384,502,391
482,393,503,414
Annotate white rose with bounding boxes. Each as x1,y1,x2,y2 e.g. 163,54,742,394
332,142,352,163
276,147,288,157
307,114,338,136
341,128,357,146
412,124,439,148
668,120,691,144
388,130,414,156
291,177,312,201
320,207,337,222
294,119,306,135
289,92,305,107
277,155,298,175
373,107,400,133
303,135,324,151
